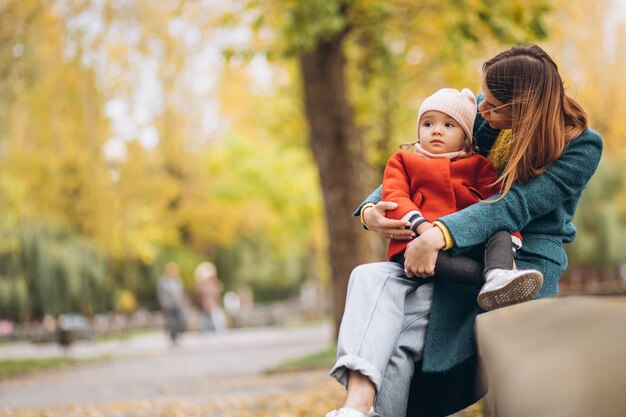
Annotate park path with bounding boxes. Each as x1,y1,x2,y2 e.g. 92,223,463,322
0,324,334,410
0,323,479,417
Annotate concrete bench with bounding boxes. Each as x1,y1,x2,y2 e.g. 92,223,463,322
475,296,626,417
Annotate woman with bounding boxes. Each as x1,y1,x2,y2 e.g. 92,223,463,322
329,44,603,417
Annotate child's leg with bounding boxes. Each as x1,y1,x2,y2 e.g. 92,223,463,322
433,251,484,288
394,250,484,288
483,230,516,274
329,262,426,414
478,231,543,311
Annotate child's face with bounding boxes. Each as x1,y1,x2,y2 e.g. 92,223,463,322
418,111,466,154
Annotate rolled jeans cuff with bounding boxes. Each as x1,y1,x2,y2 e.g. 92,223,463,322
329,354,383,393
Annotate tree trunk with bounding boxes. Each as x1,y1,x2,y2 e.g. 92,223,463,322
299,35,375,335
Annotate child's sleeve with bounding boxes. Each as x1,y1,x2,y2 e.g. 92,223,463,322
474,157,500,199
382,152,423,220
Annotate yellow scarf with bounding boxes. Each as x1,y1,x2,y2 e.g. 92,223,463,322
488,129,513,172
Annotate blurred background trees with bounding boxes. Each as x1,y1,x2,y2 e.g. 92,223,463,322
0,0,625,325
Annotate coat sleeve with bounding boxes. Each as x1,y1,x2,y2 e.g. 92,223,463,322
353,185,382,217
474,157,524,245
437,129,603,249
382,152,422,220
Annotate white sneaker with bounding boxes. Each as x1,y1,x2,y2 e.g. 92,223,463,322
326,407,380,417
477,268,543,311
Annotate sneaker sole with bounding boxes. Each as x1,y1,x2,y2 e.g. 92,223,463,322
477,272,543,311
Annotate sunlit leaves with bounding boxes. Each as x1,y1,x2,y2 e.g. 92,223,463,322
544,0,626,268
566,156,626,267
283,0,351,55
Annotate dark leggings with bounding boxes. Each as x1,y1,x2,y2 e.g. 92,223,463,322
394,230,515,288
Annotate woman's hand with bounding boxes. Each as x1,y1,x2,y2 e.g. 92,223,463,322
403,226,446,278
363,201,414,240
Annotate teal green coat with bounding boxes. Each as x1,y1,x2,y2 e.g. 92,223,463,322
356,94,603,416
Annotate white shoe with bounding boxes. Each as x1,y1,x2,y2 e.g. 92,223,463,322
477,269,543,311
326,407,380,417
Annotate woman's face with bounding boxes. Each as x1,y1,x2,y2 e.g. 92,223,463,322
478,79,513,130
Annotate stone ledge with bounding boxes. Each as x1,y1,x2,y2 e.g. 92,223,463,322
475,296,626,417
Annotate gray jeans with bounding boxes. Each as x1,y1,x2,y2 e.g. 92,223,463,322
330,262,434,417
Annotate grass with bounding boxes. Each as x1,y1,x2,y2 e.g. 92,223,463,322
94,327,154,342
0,355,110,379
266,347,336,374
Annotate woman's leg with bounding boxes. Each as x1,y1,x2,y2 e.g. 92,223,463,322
344,370,377,412
329,262,422,413
374,282,433,417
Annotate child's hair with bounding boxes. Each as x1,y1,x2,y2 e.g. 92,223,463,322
399,140,419,152
482,44,588,198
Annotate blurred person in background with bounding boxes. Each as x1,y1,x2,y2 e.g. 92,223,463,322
157,262,187,344
194,262,227,333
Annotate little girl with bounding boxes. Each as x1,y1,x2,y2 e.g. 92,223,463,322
383,87,543,310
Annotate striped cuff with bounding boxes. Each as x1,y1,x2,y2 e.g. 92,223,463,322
360,203,376,231
433,221,454,251
408,213,428,233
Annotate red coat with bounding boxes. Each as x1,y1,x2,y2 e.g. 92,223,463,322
383,151,504,260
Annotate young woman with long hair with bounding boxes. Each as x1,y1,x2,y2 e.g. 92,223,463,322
330,44,602,417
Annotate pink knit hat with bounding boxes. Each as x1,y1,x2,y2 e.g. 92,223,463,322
417,88,477,143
